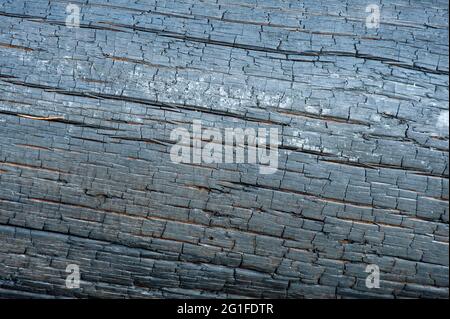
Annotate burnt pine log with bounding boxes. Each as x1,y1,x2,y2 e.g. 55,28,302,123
0,0,448,298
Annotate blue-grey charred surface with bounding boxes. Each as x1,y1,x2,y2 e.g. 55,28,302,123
0,0,448,298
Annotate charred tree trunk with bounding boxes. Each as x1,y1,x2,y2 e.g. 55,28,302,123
0,0,448,298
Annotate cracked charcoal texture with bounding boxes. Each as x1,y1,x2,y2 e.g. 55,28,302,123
0,0,448,299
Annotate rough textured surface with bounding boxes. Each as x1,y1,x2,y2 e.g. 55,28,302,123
0,0,448,299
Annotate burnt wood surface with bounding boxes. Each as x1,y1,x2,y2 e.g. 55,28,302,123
0,0,448,298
